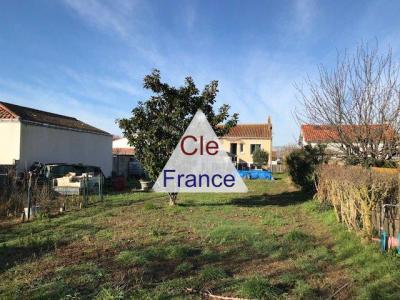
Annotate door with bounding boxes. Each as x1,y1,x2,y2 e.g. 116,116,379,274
230,143,237,164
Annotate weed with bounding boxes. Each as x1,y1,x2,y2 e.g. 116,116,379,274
262,213,287,227
94,287,125,300
199,248,222,262
175,262,193,274
208,224,262,245
240,276,280,299
144,201,157,210
199,266,228,282
292,280,315,299
166,244,200,259
115,250,146,265
150,228,167,237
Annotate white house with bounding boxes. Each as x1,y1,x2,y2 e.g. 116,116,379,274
299,124,394,159
0,101,113,176
299,124,343,154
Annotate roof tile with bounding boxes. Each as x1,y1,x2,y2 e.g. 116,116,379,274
223,124,272,139
112,148,135,155
0,101,110,135
301,124,393,143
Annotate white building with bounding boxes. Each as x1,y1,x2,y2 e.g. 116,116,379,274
299,124,343,154
112,137,145,177
0,101,112,176
298,124,393,160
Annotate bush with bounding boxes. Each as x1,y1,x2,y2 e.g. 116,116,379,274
252,148,269,168
346,155,397,168
286,145,326,192
316,165,398,237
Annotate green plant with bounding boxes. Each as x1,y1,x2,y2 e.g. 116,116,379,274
252,148,269,168
115,250,147,265
345,155,397,168
208,224,262,245
286,144,326,192
293,280,315,299
175,262,193,274
199,266,228,282
240,276,279,299
167,245,199,259
95,287,125,300
144,201,157,210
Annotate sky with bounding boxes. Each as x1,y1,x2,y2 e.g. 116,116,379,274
1,0,400,146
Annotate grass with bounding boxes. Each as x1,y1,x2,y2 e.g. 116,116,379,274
0,174,400,299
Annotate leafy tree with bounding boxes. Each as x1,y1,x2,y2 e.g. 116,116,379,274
118,69,238,205
286,145,327,192
252,148,269,168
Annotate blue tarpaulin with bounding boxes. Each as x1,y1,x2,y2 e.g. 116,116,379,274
238,170,273,180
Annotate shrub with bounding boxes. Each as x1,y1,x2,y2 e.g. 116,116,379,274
346,155,397,168
286,145,326,192
316,165,398,237
252,148,269,168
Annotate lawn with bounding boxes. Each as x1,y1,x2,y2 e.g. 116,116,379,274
1,174,400,299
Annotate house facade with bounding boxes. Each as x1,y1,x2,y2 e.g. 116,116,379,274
219,117,273,169
299,124,343,155
112,137,144,177
0,101,113,176
299,124,395,159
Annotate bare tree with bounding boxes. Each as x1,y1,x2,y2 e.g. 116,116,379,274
296,42,400,164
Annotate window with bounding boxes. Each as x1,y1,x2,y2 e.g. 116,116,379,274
240,143,244,153
250,144,261,154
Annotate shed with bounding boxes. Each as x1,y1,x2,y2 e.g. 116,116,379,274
0,101,113,176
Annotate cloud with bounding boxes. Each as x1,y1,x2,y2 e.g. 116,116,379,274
184,1,196,31
293,0,317,33
62,0,135,38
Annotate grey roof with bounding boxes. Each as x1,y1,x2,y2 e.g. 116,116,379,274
0,101,110,135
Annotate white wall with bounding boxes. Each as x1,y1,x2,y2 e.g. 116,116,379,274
112,137,132,149
0,120,21,165
18,122,113,176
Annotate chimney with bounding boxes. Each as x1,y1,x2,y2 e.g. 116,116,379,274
267,116,272,130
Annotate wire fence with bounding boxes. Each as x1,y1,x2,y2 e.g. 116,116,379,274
0,170,104,221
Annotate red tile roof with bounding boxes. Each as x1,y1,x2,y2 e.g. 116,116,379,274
301,124,393,143
222,124,272,139
113,147,135,155
0,101,110,135
0,104,17,119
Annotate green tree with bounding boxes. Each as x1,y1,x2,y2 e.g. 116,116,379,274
286,145,326,192
118,69,238,205
252,148,269,168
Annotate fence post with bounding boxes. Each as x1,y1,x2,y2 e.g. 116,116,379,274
99,175,103,202
27,171,32,220
82,174,88,208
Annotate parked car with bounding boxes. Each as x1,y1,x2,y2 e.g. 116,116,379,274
29,162,103,183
